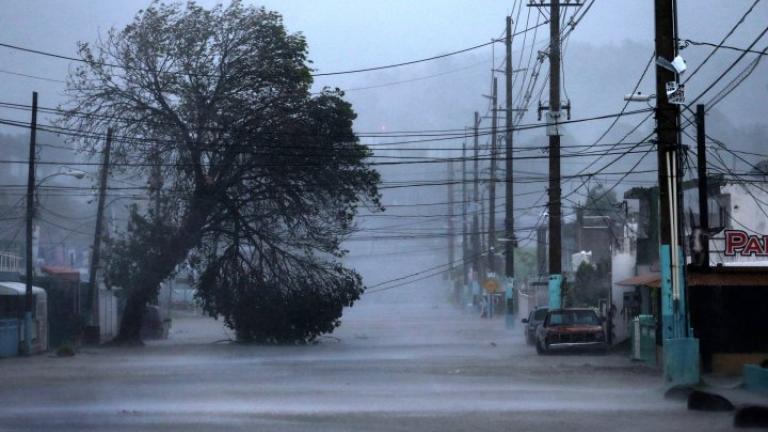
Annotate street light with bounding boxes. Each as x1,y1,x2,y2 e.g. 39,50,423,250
23,166,89,354
37,167,88,184
623,92,656,102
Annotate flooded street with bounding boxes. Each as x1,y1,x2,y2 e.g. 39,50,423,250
0,281,735,431
0,1,766,430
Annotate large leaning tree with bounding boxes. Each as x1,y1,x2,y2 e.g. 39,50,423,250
61,1,381,344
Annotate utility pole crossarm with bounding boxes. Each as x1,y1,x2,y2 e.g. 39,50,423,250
526,1,583,6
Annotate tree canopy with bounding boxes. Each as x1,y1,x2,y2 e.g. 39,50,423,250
62,1,381,343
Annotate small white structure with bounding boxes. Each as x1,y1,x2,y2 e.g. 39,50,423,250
571,251,592,270
0,281,48,354
610,211,641,345
99,286,120,340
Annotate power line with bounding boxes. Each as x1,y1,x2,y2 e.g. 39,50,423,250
0,105,654,146
685,24,768,101
680,39,768,57
0,22,549,80
0,68,66,84
681,0,763,85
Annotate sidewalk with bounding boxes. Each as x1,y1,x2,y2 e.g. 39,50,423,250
701,373,768,406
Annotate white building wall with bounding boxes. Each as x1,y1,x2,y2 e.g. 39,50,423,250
99,288,120,339
611,251,636,345
709,183,768,266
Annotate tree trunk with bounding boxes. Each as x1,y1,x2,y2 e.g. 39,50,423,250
112,196,210,344
114,288,153,345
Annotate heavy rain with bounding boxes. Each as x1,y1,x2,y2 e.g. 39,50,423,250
0,1,767,431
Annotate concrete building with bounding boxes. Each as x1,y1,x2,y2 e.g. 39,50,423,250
612,179,768,375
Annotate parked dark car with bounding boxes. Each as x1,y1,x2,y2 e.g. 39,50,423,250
535,308,606,355
521,307,548,345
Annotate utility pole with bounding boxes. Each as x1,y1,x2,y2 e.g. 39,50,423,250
448,160,455,277
472,112,482,305
527,1,578,309
488,77,498,277
695,104,710,269
504,15,516,316
480,190,486,256
86,128,113,344
23,91,38,355
462,136,469,290
654,0,698,385
547,0,564,309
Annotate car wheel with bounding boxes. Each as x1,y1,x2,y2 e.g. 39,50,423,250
536,340,546,355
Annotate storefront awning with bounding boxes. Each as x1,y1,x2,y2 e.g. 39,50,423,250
617,267,768,288
688,267,768,287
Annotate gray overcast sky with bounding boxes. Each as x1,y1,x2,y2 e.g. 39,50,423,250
0,1,766,245
1,1,764,126
0,2,766,188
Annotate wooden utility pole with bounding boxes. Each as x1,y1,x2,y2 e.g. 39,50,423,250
504,15,515,289
654,0,698,385
462,136,469,288
547,0,563,309
23,91,38,355
526,0,580,309
695,104,710,269
447,160,455,275
86,128,113,343
472,112,482,298
655,0,684,337
488,77,499,276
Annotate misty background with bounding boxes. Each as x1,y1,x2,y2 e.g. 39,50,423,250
0,1,766,295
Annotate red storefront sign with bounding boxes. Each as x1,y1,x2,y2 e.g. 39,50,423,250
724,229,768,256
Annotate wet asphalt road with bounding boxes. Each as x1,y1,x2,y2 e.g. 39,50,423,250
0,286,738,431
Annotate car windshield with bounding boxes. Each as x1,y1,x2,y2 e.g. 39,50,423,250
547,310,599,326
533,309,549,321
